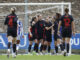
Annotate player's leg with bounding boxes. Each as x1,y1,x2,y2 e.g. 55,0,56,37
12,37,17,58
7,36,13,58
34,39,39,53
28,41,33,53
66,30,72,56
43,41,47,54
62,38,66,51
28,34,33,53
57,38,64,53
65,31,72,56
39,32,44,52
54,34,58,54
40,39,44,52
62,29,72,56
47,36,52,54
16,35,20,55
33,33,40,55
62,37,68,56
66,38,70,55
47,42,51,54
54,40,58,54
61,29,66,53
16,40,20,50
12,30,18,57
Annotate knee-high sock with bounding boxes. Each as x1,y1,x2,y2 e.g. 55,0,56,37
7,42,11,52
67,43,69,53
63,42,65,50
28,45,32,52
44,45,47,51
48,46,51,53
13,44,16,53
34,44,36,51
60,44,64,51
40,45,44,52
34,43,38,53
55,46,58,53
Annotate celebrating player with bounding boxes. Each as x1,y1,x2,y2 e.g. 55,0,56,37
43,17,52,55
28,16,38,54
58,8,75,56
53,13,63,55
37,14,45,54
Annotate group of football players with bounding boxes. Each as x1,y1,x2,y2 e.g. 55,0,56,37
4,7,24,58
28,8,75,56
4,7,75,58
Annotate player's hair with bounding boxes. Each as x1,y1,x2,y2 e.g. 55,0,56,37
30,16,36,26
55,13,61,23
32,17,36,21
10,7,16,14
65,8,69,13
56,13,61,19
37,14,42,17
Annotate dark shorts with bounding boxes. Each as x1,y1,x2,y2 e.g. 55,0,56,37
7,29,17,37
46,36,52,42
44,34,52,42
28,34,36,41
38,32,44,40
62,28,72,38
54,33,62,41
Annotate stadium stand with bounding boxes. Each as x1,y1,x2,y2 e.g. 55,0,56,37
0,0,80,33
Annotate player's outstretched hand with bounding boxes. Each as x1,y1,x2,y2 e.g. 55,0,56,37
45,27,49,30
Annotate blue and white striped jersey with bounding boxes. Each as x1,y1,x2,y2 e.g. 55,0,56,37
17,20,24,36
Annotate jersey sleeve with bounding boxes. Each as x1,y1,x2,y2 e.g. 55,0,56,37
59,16,63,21
4,16,8,25
70,15,74,21
50,22,52,26
13,15,18,26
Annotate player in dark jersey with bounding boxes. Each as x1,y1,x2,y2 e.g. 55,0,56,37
43,17,52,55
53,13,63,55
28,16,38,54
58,8,75,56
4,8,18,58
37,14,46,54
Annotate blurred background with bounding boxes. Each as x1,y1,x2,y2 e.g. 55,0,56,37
0,0,80,33
0,0,80,54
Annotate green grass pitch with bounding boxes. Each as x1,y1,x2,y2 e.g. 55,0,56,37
0,55,80,60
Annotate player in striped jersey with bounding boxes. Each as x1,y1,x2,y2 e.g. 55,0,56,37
16,20,24,54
